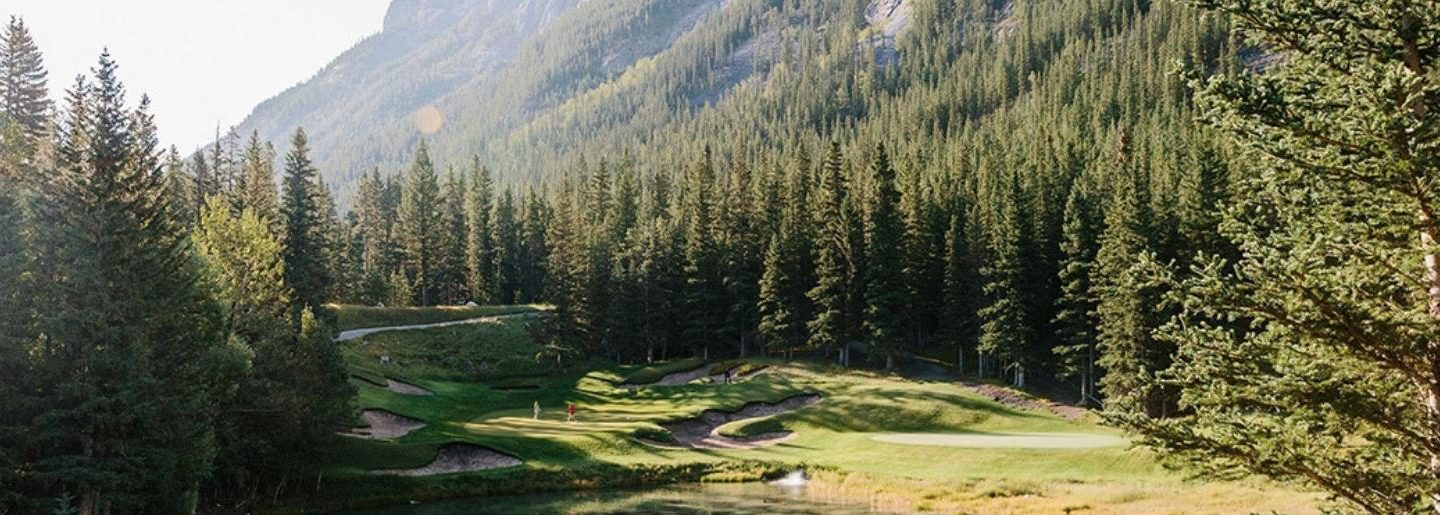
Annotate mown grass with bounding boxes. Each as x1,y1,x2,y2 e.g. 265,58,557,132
282,308,1324,514
345,316,559,382
331,303,548,331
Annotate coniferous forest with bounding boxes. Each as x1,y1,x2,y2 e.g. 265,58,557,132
2,0,1440,513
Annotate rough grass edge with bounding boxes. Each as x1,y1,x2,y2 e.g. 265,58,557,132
262,460,825,514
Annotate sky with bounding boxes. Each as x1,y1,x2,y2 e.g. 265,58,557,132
8,0,391,152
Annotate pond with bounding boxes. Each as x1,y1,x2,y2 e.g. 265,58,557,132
344,479,882,514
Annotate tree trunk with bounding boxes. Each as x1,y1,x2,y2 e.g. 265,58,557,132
1422,223,1440,514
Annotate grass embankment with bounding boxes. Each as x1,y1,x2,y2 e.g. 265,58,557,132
285,307,1322,514
331,303,548,332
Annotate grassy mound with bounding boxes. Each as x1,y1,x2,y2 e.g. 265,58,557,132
286,306,1322,513
332,303,547,331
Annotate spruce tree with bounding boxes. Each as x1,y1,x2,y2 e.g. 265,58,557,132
280,127,331,319
862,145,909,370
236,130,279,226
439,168,469,303
518,187,550,303
0,85,31,513
162,146,195,225
396,141,443,305
1093,175,1167,416
25,54,232,513
0,16,48,145
937,211,978,374
978,173,1032,383
353,168,389,303
682,148,725,359
1117,1,1440,511
1053,184,1101,405
491,188,520,304
808,143,861,367
465,157,495,302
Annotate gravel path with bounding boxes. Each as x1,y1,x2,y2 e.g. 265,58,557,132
335,312,540,342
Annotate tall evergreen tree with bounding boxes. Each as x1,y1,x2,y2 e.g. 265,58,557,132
491,188,520,304
808,143,862,367
1093,175,1167,416
1116,1,1440,511
438,168,469,303
978,173,1032,383
518,187,549,303
1053,184,1102,405
280,127,331,319
682,148,725,359
236,130,279,226
396,141,443,305
353,168,389,303
862,145,909,370
0,16,48,145
24,54,233,514
465,157,495,302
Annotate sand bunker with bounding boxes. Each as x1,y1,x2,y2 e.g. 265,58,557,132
372,443,522,476
386,378,433,396
618,363,712,388
649,394,821,450
342,409,427,440
706,365,769,384
870,432,1125,449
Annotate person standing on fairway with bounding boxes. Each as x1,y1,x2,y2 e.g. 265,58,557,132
533,401,541,420
567,403,576,422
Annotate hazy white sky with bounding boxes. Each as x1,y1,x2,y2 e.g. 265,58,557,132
7,0,391,152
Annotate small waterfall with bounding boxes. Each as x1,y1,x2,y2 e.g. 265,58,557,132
769,469,808,488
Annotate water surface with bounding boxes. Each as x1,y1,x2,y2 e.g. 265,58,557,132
346,481,880,514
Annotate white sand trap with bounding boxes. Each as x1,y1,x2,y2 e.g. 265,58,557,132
341,409,426,440
372,444,522,476
648,394,822,450
386,379,432,396
870,432,1125,449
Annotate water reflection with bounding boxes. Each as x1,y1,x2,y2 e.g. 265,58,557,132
346,480,884,514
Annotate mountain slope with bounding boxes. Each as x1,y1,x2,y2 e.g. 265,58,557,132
233,0,1212,208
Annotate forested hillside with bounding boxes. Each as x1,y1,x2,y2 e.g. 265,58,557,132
5,0,1439,512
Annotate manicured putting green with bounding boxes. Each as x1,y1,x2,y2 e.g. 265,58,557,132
870,432,1125,449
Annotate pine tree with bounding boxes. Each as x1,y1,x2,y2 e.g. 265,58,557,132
1052,184,1101,405
315,176,349,302
0,84,32,513
862,145,909,370
280,127,332,319
0,16,49,145
937,210,979,374
682,148,725,359
1093,175,1166,416
491,188,520,304
236,130,279,226
978,173,1032,383
438,168,469,303
396,141,443,305
353,168,389,303
465,157,495,302
518,187,549,303
162,146,195,225
808,143,861,367
1116,1,1440,511
24,53,233,513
